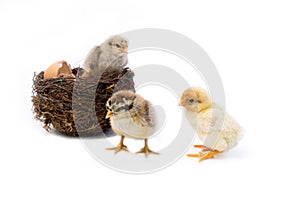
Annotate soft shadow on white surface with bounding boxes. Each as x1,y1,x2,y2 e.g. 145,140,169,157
1,0,300,200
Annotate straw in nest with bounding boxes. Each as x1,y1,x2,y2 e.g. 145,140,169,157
32,67,135,137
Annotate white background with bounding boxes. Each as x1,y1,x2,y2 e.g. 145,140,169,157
1,0,299,199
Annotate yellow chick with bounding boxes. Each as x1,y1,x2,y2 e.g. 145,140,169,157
179,87,243,162
105,90,159,156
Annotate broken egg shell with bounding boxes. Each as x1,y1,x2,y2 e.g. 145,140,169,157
43,60,73,80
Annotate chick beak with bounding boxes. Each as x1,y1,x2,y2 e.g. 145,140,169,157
121,48,128,54
178,102,182,106
105,110,113,119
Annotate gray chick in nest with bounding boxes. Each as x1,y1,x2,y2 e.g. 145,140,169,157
82,35,128,77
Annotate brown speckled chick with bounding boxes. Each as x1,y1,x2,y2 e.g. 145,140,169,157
105,90,159,156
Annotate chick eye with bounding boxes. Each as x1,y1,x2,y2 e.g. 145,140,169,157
106,101,111,109
189,99,195,103
115,44,121,48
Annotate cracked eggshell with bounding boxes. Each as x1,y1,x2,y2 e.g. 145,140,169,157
43,60,73,80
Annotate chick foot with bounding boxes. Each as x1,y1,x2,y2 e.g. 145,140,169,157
136,139,159,157
193,144,211,152
187,150,223,162
106,144,129,154
106,135,129,154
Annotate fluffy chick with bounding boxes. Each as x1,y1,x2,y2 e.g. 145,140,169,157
179,87,243,162
82,35,128,77
105,90,159,156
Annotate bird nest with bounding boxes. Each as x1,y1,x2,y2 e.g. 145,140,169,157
32,67,135,137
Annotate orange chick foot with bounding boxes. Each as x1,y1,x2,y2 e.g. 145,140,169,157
187,150,224,162
193,144,212,152
106,144,129,154
136,139,159,157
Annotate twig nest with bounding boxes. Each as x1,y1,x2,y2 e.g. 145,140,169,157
32,67,135,137
44,60,75,80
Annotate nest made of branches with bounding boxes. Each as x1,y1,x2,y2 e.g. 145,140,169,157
32,67,135,137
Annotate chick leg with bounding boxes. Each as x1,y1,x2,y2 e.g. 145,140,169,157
193,144,211,152
187,144,213,157
106,135,129,154
187,150,223,162
136,139,159,157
